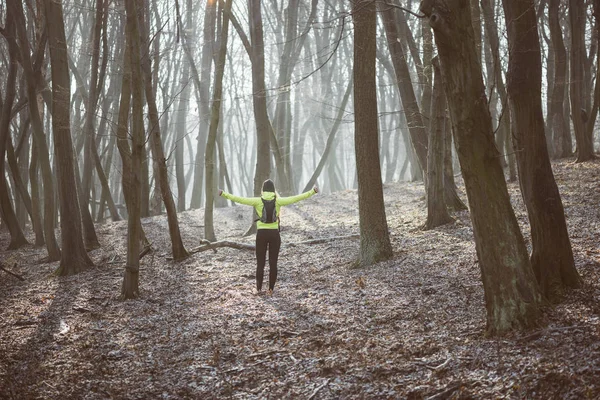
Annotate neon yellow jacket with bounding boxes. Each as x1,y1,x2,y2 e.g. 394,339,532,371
220,189,317,230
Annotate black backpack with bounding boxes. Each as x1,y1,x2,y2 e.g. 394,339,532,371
259,197,277,223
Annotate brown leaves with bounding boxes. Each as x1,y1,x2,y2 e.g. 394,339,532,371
0,159,599,398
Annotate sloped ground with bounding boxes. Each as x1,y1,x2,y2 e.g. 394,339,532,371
0,158,599,399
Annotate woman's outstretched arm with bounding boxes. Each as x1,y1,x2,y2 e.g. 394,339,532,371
278,186,318,206
219,190,261,206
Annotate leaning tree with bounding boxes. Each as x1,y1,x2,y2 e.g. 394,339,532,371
420,0,544,335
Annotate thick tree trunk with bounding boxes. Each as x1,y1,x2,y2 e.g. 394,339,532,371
353,0,393,267
423,58,454,230
0,14,29,250
420,0,544,335
44,0,94,276
502,0,581,299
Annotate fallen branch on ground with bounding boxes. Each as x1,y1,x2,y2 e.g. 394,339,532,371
516,325,588,343
187,234,361,257
308,378,330,400
189,241,256,254
288,234,359,247
0,263,25,281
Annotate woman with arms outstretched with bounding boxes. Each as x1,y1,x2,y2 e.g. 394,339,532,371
219,179,318,294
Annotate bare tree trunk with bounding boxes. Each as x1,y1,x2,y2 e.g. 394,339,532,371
175,56,190,212
481,0,516,177
379,3,428,174
190,0,216,209
44,0,94,276
137,3,189,261
303,76,352,192
10,0,61,261
423,58,454,230
502,0,581,299
548,0,573,158
353,0,393,267
570,0,596,161
122,0,145,299
115,23,148,247
205,0,232,242
0,13,29,249
420,0,544,335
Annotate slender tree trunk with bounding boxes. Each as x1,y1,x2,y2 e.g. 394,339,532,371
205,0,232,242
0,14,29,249
175,57,190,212
502,0,581,299
379,3,428,174
122,0,144,299
570,0,596,161
44,0,94,276
303,76,353,192
548,0,573,158
137,3,189,261
481,0,517,177
190,0,216,209
423,58,454,230
443,111,466,211
353,0,393,267
420,0,544,335
115,25,148,247
10,0,61,261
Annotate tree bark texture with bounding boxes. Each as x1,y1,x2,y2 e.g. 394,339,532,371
205,0,232,242
137,3,189,261
502,0,581,299
44,0,94,275
423,58,453,230
548,0,572,158
420,0,544,335
121,0,145,299
569,0,596,161
379,3,429,174
353,0,393,267
10,0,61,261
0,13,29,250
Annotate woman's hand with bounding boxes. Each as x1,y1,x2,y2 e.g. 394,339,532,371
313,185,319,194
218,189,224,196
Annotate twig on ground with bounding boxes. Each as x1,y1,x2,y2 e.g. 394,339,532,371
308,378,331,400
516,325,588,343
288,234,359,247
0,263,24,281
189,241,256,254
425,382,461,400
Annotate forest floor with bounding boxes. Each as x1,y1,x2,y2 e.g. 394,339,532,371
1,158,599,400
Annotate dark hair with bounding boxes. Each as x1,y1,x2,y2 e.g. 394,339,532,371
262,179,275,193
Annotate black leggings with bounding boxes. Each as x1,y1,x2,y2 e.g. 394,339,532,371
255,229,281,291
